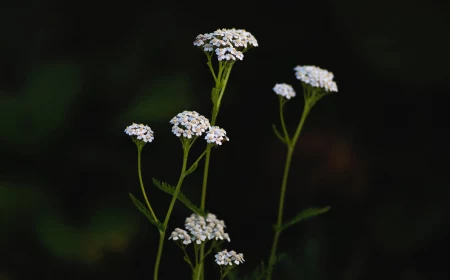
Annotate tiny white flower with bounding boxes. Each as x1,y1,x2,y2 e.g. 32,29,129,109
294,65,338,92
124,123,155,143
273,83,296,100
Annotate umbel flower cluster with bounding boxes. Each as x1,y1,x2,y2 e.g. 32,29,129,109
169,213,231,245
124,123,154,143
193,28,258,61
294,65,338,92
215,249,245,266
273,83,296,100
205,126,229,145
170,110,211,138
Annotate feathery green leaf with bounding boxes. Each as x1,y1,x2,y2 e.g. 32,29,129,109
279,206,330,232
128,193,164,231
152,178,204,216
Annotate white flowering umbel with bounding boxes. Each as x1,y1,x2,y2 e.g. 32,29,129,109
168,228,192,245
215,249,245,266
170,111,211,139
185,213,231,244
205,126,229,146
169,213,230,245
194,28,258,61
215,249,245,279
273,83,296,100
294,65,338,93
124,123,154,143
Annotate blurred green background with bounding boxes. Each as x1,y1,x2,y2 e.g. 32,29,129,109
1,0,449,279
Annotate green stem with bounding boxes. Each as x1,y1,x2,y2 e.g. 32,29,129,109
201,63,233,210
137,145,158,222
206,54,218,83
153,233,165,280
200,145,212,209
198,62,234,280
176,242,195,271
216,63,234,111
220,267,232,280
194,243,206,280
186,148,209,176
279,97,291,145
153,143,190,280
266,102,311,280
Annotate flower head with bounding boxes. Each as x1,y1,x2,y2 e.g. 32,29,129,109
185,213,230,244
215,249,245,266
124,123,154,143
169,213,230,245
294,65,338,92
170,111,210,138
205,126,229,146
168,228,192,245
194,28,258,61
273,83,296,99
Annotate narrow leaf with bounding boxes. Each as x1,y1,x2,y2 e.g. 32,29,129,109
128,193,164,231
280,206,330,232
272,124,286,144
152,178,204,216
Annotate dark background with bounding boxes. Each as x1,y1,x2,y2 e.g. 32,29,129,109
1,0,449,279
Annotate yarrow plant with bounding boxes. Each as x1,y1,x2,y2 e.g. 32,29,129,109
125,28,336,280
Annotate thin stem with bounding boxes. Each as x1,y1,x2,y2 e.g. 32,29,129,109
291,103,311,145
220,267,232,280
194,243,207,280
200,145,212,209
201,64,233,210
201,240,220,261
266,147,293,279
186,148,209,176
163,142,190,226
137,145,158,222
266,102,312,280
216,63,234,110
153,143,190,280
194,244,200,266
153,233,165,280
279,97,291,145
206,54,218,82
176,243,195,271
198,61,234,280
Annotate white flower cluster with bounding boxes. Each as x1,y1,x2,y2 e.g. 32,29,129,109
193,28,258,61
124,123,154,143
294,65,338,92
169,213,230,245
185,213,230,244
273,83,296,100
168,228,191,245
215,249,245,266
205,126,229,145
170,111,211,138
